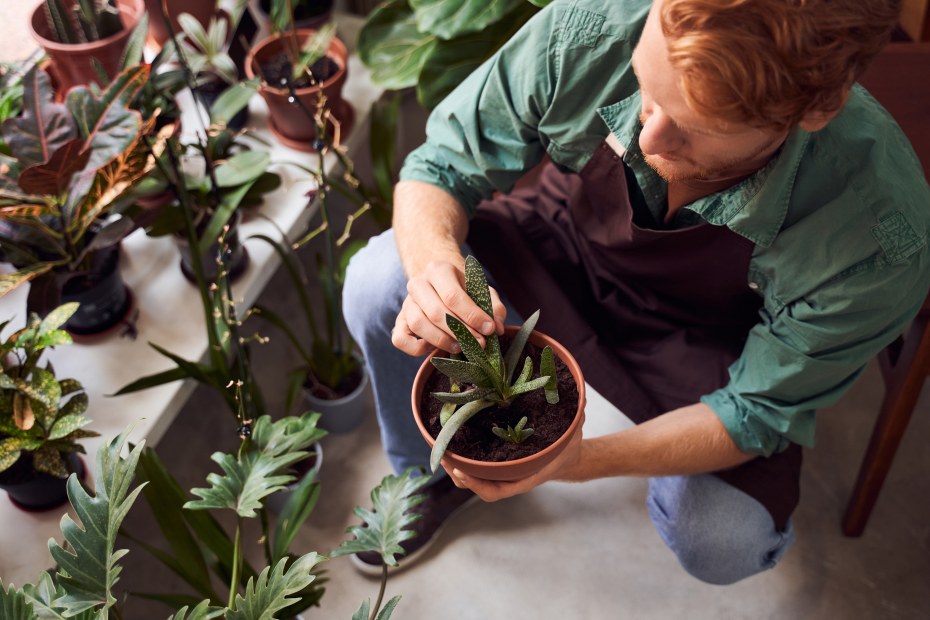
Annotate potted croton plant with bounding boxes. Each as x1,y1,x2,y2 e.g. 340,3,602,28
413,256,586,481
0,65,165,336
0,302,98,511
245,19,352,151
30,0,147,92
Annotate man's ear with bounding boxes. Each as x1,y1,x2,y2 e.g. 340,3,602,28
798,89,851,132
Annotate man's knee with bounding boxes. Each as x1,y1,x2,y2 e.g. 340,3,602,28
646,475,795,585
343,230,407,338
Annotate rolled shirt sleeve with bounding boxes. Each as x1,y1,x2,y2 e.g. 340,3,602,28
703,247,930,457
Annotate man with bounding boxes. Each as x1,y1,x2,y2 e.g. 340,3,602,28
343,0,929,584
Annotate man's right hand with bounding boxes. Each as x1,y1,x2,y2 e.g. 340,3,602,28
391,258,507,357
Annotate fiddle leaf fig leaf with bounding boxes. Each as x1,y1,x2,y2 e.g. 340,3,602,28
410,0,523,39
48,431,146,617
226,553,325,620
332,468,431,567
540,345,559,404
358,0,437,89
1,67,78,168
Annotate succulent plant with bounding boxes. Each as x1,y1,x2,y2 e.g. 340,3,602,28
427,255,560,472
43,0,124,45
492,416,534,444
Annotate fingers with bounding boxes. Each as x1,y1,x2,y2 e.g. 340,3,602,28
489,286,508,335
409,261,497,336
392,297,460,355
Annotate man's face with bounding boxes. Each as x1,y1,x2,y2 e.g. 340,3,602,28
630,1,787,182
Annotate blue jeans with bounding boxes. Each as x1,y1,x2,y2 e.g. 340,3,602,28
343,229,795,585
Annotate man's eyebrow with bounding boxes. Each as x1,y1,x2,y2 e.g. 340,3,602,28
631,57,724,137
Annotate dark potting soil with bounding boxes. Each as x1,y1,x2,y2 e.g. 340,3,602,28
260,52,339,90
420,335,579,462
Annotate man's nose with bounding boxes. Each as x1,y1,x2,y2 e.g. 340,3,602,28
639,108,686,155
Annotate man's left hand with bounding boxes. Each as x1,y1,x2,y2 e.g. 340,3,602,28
442,423,584,502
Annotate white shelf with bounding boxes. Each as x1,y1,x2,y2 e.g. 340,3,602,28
0,13,383,587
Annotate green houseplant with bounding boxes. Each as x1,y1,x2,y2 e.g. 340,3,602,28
0,425,429,619
412,256,585,481
30,0,148,92
0,302,99,510
0,64,165,335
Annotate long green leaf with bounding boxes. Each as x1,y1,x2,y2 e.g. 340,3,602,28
540,345,559,404
428,399,493,473
463,255,501,369
209,80,259,126
226,554,325,620
445,315,497,383
270,476,321,565
376,595,402,620
110,366,193,395
508,376,550,397
503,310,539,383
431,387,494,406
331,468,430,566
48,431,147,617
430,357,493,386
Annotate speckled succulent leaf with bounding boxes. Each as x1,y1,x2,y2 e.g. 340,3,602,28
226,553,324,620
540,346,559,404
508,376,550,398
515,356,533,386
332,468,430,566
429,399,494,473
463,255,502,370
439,403,457,426
492,416,534,444
167,600,225,620
430,357,493,387
48,430,146,617
445,314,503,394
504,310,539,382
0,581,38,620
432,387,495,407
38,302,79,336
34,445,68,477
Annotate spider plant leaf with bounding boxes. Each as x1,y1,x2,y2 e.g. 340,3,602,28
540,345,559,404
429,399,494,473
504,310,539,383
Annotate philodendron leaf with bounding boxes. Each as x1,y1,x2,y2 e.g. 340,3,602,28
332,468,430,567
429,399,494,473
410,0,524,40
463,255,501,370
0,581,38,620
540,345,559,404
48,430,147,617
358,0,437,89
226,553,325,620
185,414,325,518
504,309,539,383
21,571,69,618
167,600,225,620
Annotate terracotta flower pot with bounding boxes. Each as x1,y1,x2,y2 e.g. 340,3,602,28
30,0,146,94
244,29,352,152
144,0,218,46
412,326,586,482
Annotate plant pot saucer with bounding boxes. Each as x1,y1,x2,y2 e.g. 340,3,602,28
67,286,137,344
266,99,355,153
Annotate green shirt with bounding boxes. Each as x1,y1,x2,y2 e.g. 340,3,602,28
399,0,930,457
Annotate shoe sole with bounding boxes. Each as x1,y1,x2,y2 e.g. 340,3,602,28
349,494,481,577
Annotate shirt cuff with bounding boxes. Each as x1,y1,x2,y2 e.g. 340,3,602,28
700,389,794,458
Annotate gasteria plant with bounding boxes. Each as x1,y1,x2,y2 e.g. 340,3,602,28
427,255,559,473
0,303,98,479
43,0,125,44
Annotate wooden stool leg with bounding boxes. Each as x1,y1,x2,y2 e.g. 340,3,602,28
843,317,930,536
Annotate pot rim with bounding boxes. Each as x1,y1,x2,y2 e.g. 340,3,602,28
244,28,348,96
302,352,369,407
412,326,586,473
30,0,144,52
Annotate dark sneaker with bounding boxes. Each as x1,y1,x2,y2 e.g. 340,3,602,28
350,474,480,576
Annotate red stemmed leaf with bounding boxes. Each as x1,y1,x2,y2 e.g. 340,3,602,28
17,139,91,196
0,67,77,169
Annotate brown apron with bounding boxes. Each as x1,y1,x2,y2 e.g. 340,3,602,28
468,142,801,529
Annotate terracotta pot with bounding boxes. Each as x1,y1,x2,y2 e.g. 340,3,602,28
412,326,586,482
30,0,146,94
244,29,352,152
144,0,218,46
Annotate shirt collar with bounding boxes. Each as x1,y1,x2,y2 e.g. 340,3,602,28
596,91,812,248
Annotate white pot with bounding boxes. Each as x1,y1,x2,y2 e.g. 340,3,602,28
302,357,371,434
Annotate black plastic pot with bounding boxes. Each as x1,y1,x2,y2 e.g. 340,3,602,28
194,78,250,130
177,211,250,285
60,245,132,335
258,0,333,29
0,452,85,512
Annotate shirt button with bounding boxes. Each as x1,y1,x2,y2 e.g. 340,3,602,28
748,282,760,290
